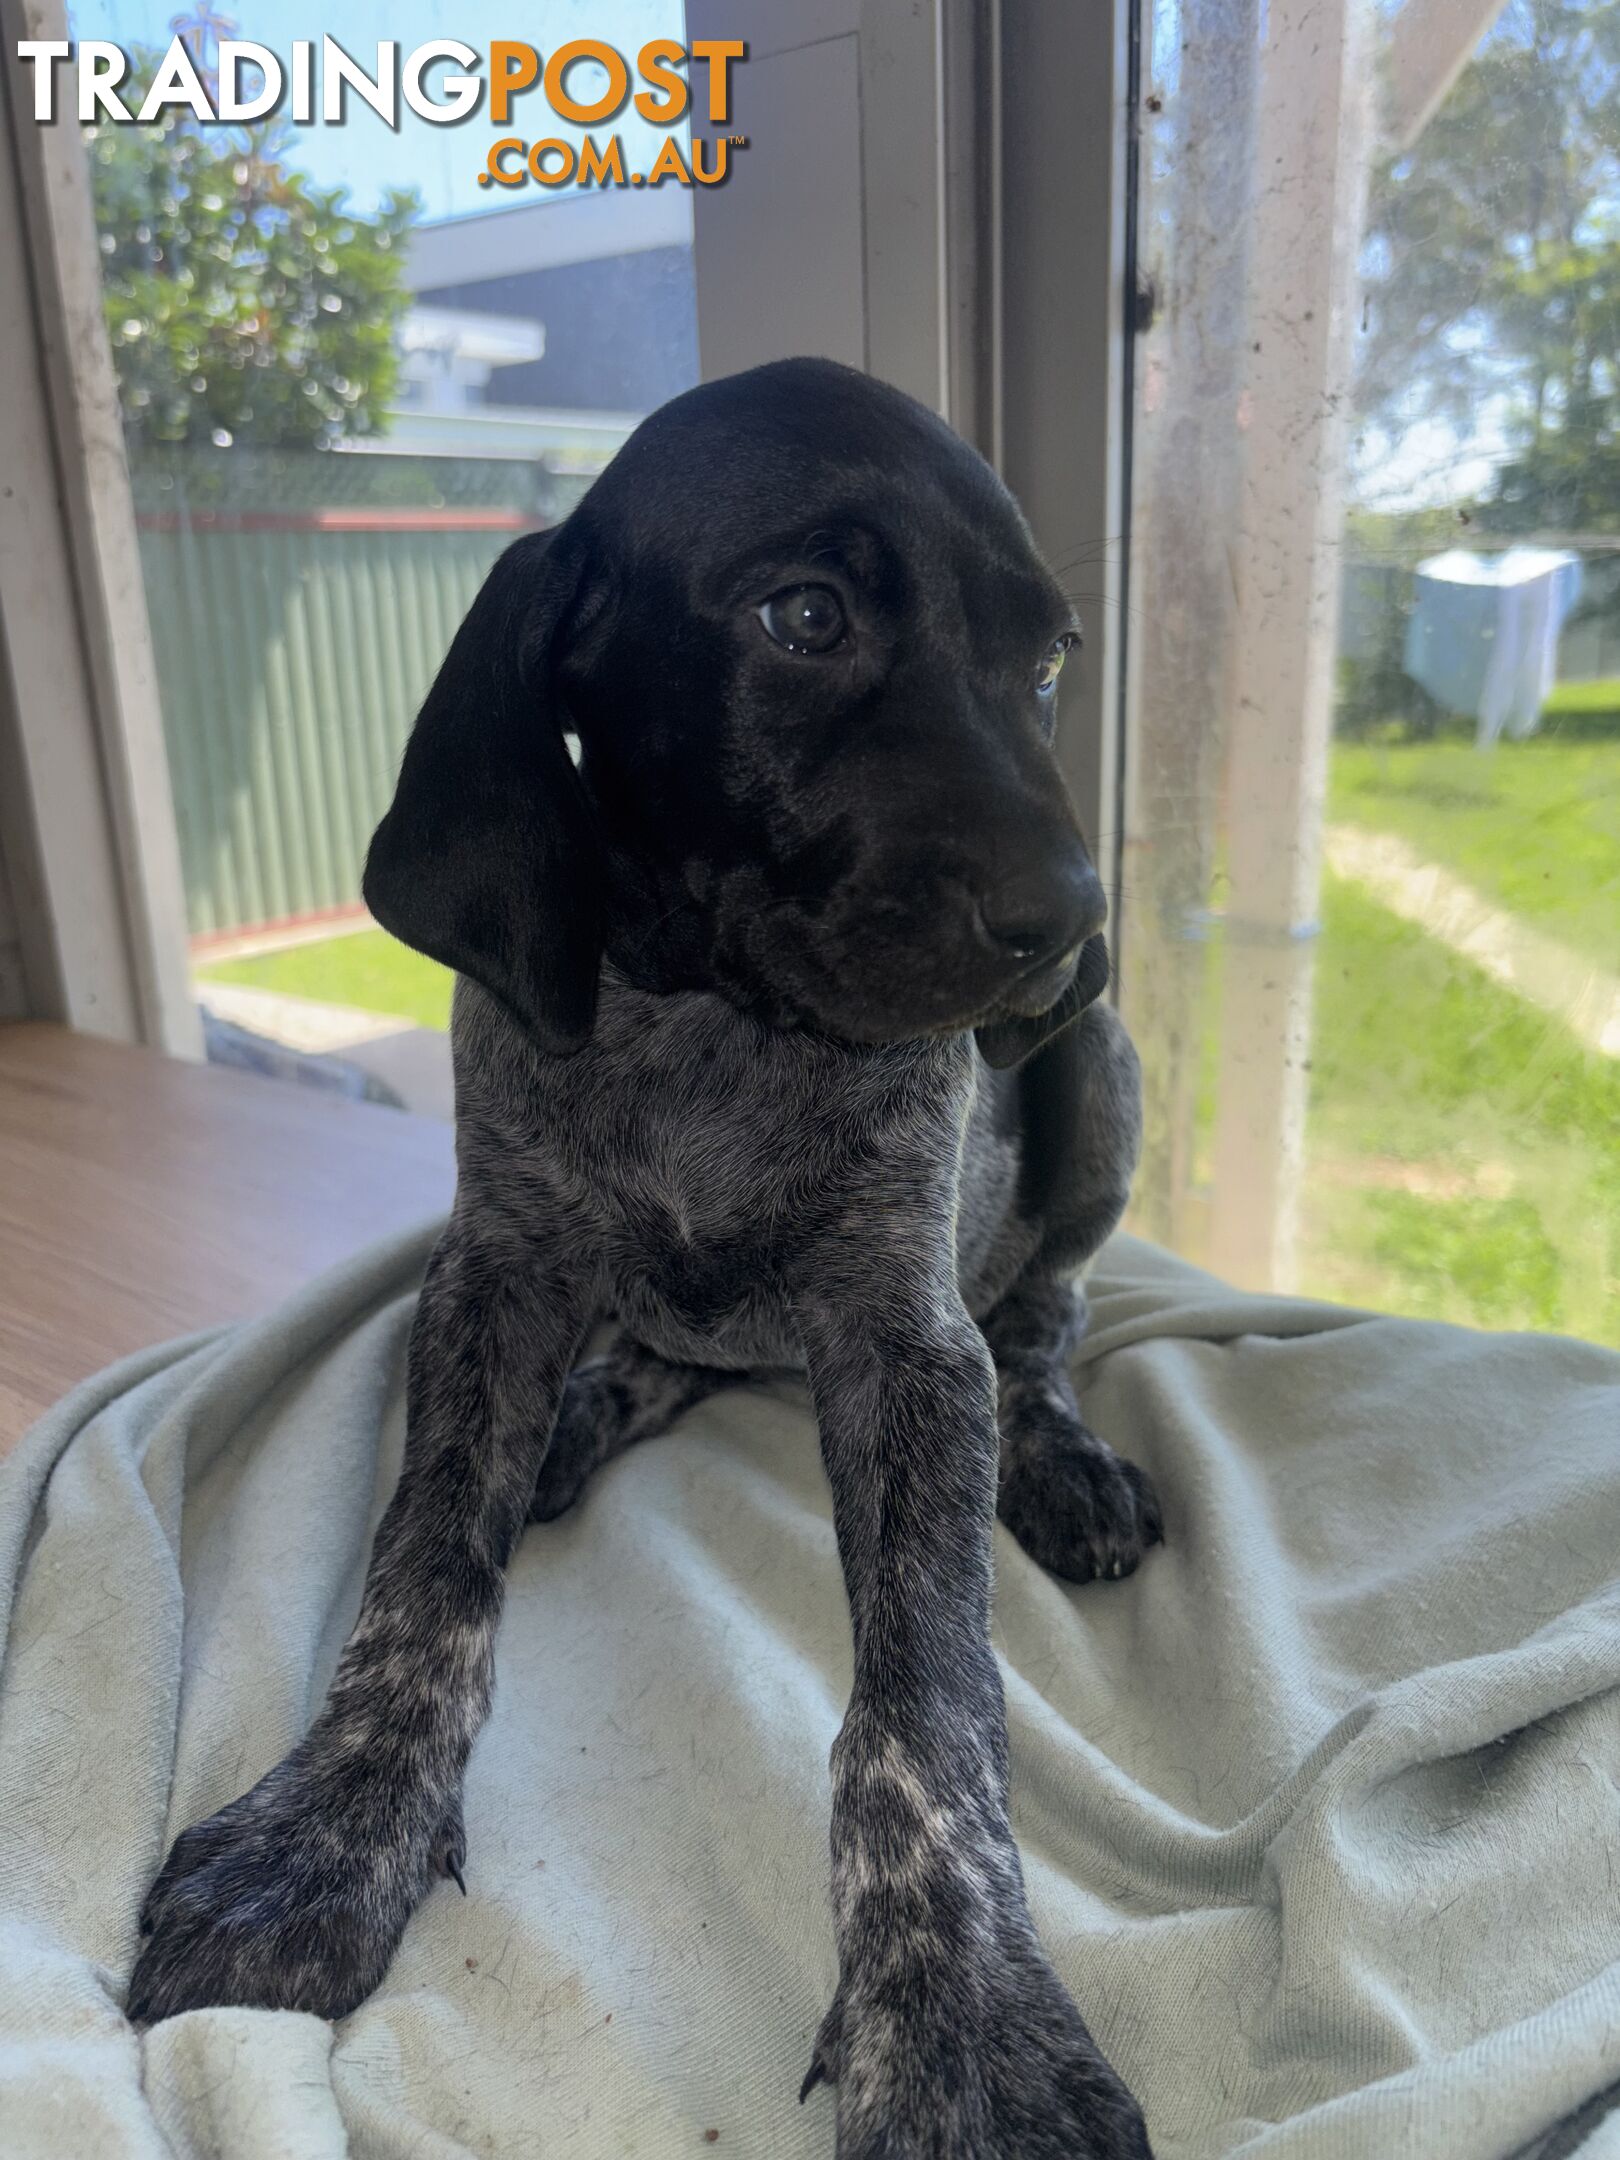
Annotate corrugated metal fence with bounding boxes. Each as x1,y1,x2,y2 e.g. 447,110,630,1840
137,505,528,937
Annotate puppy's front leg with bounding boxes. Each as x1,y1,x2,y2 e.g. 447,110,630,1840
797,1289,1150,2159
128,1222,593,2023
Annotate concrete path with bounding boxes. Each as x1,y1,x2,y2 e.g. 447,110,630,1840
1324,824,1620,1058
197,982,454,1120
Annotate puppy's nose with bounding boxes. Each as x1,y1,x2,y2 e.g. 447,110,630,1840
978,858,1107,968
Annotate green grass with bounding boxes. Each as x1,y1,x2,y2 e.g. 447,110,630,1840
1320,724,1617,1336
1329,732,1620,972
198,928,453,1030
1358,1192,1566,1332
1299,872,1619,1344
1542,676,1620,718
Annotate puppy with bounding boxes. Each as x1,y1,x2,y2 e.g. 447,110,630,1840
131,359,1158,2157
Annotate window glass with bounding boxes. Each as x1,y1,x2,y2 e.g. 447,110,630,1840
1123,0,1619,1344
75,3,696,1113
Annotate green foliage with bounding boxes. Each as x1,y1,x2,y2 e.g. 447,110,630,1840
1360,0,1620,530
1487,233,1620,530
88,49,417,448
1343,505,1481,565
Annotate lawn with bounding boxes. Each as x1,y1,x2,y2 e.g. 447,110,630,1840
1321,717,1616,1340
1329,726,1620,972
198,928,454,1030
1300,872,1619,1346
1542,676,1620,718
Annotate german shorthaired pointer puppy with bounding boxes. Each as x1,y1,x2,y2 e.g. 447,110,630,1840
131,358,1158,2157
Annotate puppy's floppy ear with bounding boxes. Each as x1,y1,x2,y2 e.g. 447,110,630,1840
975,935,1112,1071
364,527,602,1052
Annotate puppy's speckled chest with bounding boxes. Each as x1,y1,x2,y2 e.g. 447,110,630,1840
452,973,1011,1364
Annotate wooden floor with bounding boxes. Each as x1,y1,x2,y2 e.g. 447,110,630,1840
0,1023,455,1456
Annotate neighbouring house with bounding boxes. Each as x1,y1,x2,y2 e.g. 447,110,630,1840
345,186,702,488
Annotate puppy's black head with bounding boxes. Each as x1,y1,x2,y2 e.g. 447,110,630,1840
366,358,1106,1065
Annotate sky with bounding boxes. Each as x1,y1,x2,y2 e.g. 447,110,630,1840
1354,412,1515,516
67,0,688,222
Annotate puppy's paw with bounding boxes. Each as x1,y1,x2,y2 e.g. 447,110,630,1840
127,1757,446,2024
804,1944,1152,2158
997,1392,1161,1585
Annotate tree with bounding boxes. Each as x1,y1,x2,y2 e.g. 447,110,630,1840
87,44,418,449
1486,236,1620,530
1357,0,1620,531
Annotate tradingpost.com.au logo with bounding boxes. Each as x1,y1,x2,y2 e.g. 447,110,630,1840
12,35,747,191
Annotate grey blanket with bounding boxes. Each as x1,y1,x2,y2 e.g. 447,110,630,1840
2,1224,1617,2159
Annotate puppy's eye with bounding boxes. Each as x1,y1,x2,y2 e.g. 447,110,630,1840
1036,634,1077,699
759,584,847,655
